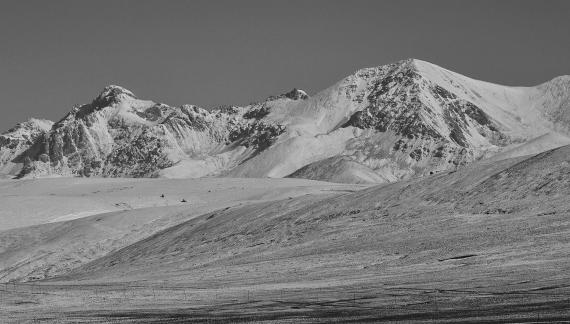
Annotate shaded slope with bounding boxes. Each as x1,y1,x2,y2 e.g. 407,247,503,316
484,132,570,162
286,155,392,184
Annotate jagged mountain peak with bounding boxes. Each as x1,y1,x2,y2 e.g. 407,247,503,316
0,118,54,177
266,88,309,101
283,88,309,100
97,85,136,99
1,119,52,142
392,57,430,70
52,85,153,127
349,58,474,91
93,85,137,107
352,58,423,76
2,118,53,136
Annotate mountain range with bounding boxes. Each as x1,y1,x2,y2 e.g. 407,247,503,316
1,58,569,183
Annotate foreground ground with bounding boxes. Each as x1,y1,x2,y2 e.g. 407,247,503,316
2,147,570,323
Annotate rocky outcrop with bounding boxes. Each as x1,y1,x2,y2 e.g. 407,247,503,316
336,60,510,178
0,119,53,177
266,88,309,101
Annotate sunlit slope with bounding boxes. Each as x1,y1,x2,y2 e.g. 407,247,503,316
53,146,570,298
0,177,362,230
0,178,364,282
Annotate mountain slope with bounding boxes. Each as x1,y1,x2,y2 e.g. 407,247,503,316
2,85,290,178
0,118,53,178
48,144,570,317
0,177,362,282
484,131,570,162
286,155,392,184
228,59,570,181
0,59,568,182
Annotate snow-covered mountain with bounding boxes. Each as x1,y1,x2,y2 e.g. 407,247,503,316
3,85,288,178
0,118,53,178
230,59,570,182
1,59,569,182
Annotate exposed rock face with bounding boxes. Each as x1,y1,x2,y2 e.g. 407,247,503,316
3,85,287,178
1,60,569,182
336,60,509,178
0,119,53,177
283,88,309,100
266,88,309,101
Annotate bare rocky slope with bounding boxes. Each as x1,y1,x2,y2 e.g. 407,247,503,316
0,119,53,178
1,59,569,183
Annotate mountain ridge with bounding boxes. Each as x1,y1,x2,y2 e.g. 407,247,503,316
1,59,569,183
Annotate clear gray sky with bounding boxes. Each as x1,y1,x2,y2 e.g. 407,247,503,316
1,0,569,131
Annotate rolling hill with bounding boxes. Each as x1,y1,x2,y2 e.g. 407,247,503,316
2,145,568,323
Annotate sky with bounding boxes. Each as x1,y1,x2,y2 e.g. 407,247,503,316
1,0,569,131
